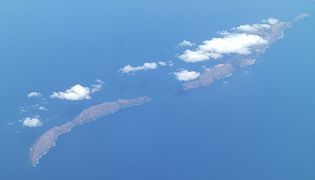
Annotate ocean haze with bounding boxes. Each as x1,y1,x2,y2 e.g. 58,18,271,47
1,0,315,179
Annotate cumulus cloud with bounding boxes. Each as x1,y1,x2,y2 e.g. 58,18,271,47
179,34,267,63
202,33,267,54
120,62,158,74
178,50,213,63
120,61,169,74
50,84,91,101
174,70,200,81
233,18,291,43
233,24,271,34
178,17,291,63
50,79,104,101
180,17,298,91
22,117,42,128
178,40,195,47
27,92,42,98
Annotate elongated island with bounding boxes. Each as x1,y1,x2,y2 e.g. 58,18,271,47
30,96,151,167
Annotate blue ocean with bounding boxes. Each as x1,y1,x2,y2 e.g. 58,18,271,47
1,0,315,179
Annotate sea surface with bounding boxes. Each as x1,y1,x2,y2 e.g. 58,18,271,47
1,0,315,179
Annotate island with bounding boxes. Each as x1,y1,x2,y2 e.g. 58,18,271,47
29,96,151,167
182,63,234,91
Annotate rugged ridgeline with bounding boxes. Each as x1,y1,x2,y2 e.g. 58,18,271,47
30,96,151,167
182,63,235,91
181,58,255,91
182,17,292,91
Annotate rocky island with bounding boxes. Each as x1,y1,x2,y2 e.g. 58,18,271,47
29,96,151,167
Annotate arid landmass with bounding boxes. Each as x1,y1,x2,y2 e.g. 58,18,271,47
182,63,234,90
29,96,151,167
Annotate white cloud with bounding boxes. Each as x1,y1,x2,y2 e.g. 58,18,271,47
91,79,104,93
238,58,256,68
38,106,48,111
158,61,168,66
233,24,271,34
95,79,104,84
174,70,200,81
178,40,195,47
179,33,267,63
50,80,104,101
120,61,170,74
91,84,102,93
178,50,212,63
294,13,310,23
19,107,26,113
27,92,42,98
168,60,175,66
265,18,279,25
178,17,291,63
120,62,158,74
50,84,91,101
22,117,42,128
201,33,267,55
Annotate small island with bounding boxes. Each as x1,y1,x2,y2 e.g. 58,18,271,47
29,96,151,167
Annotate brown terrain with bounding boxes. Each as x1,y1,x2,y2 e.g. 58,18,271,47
30,96,151,167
